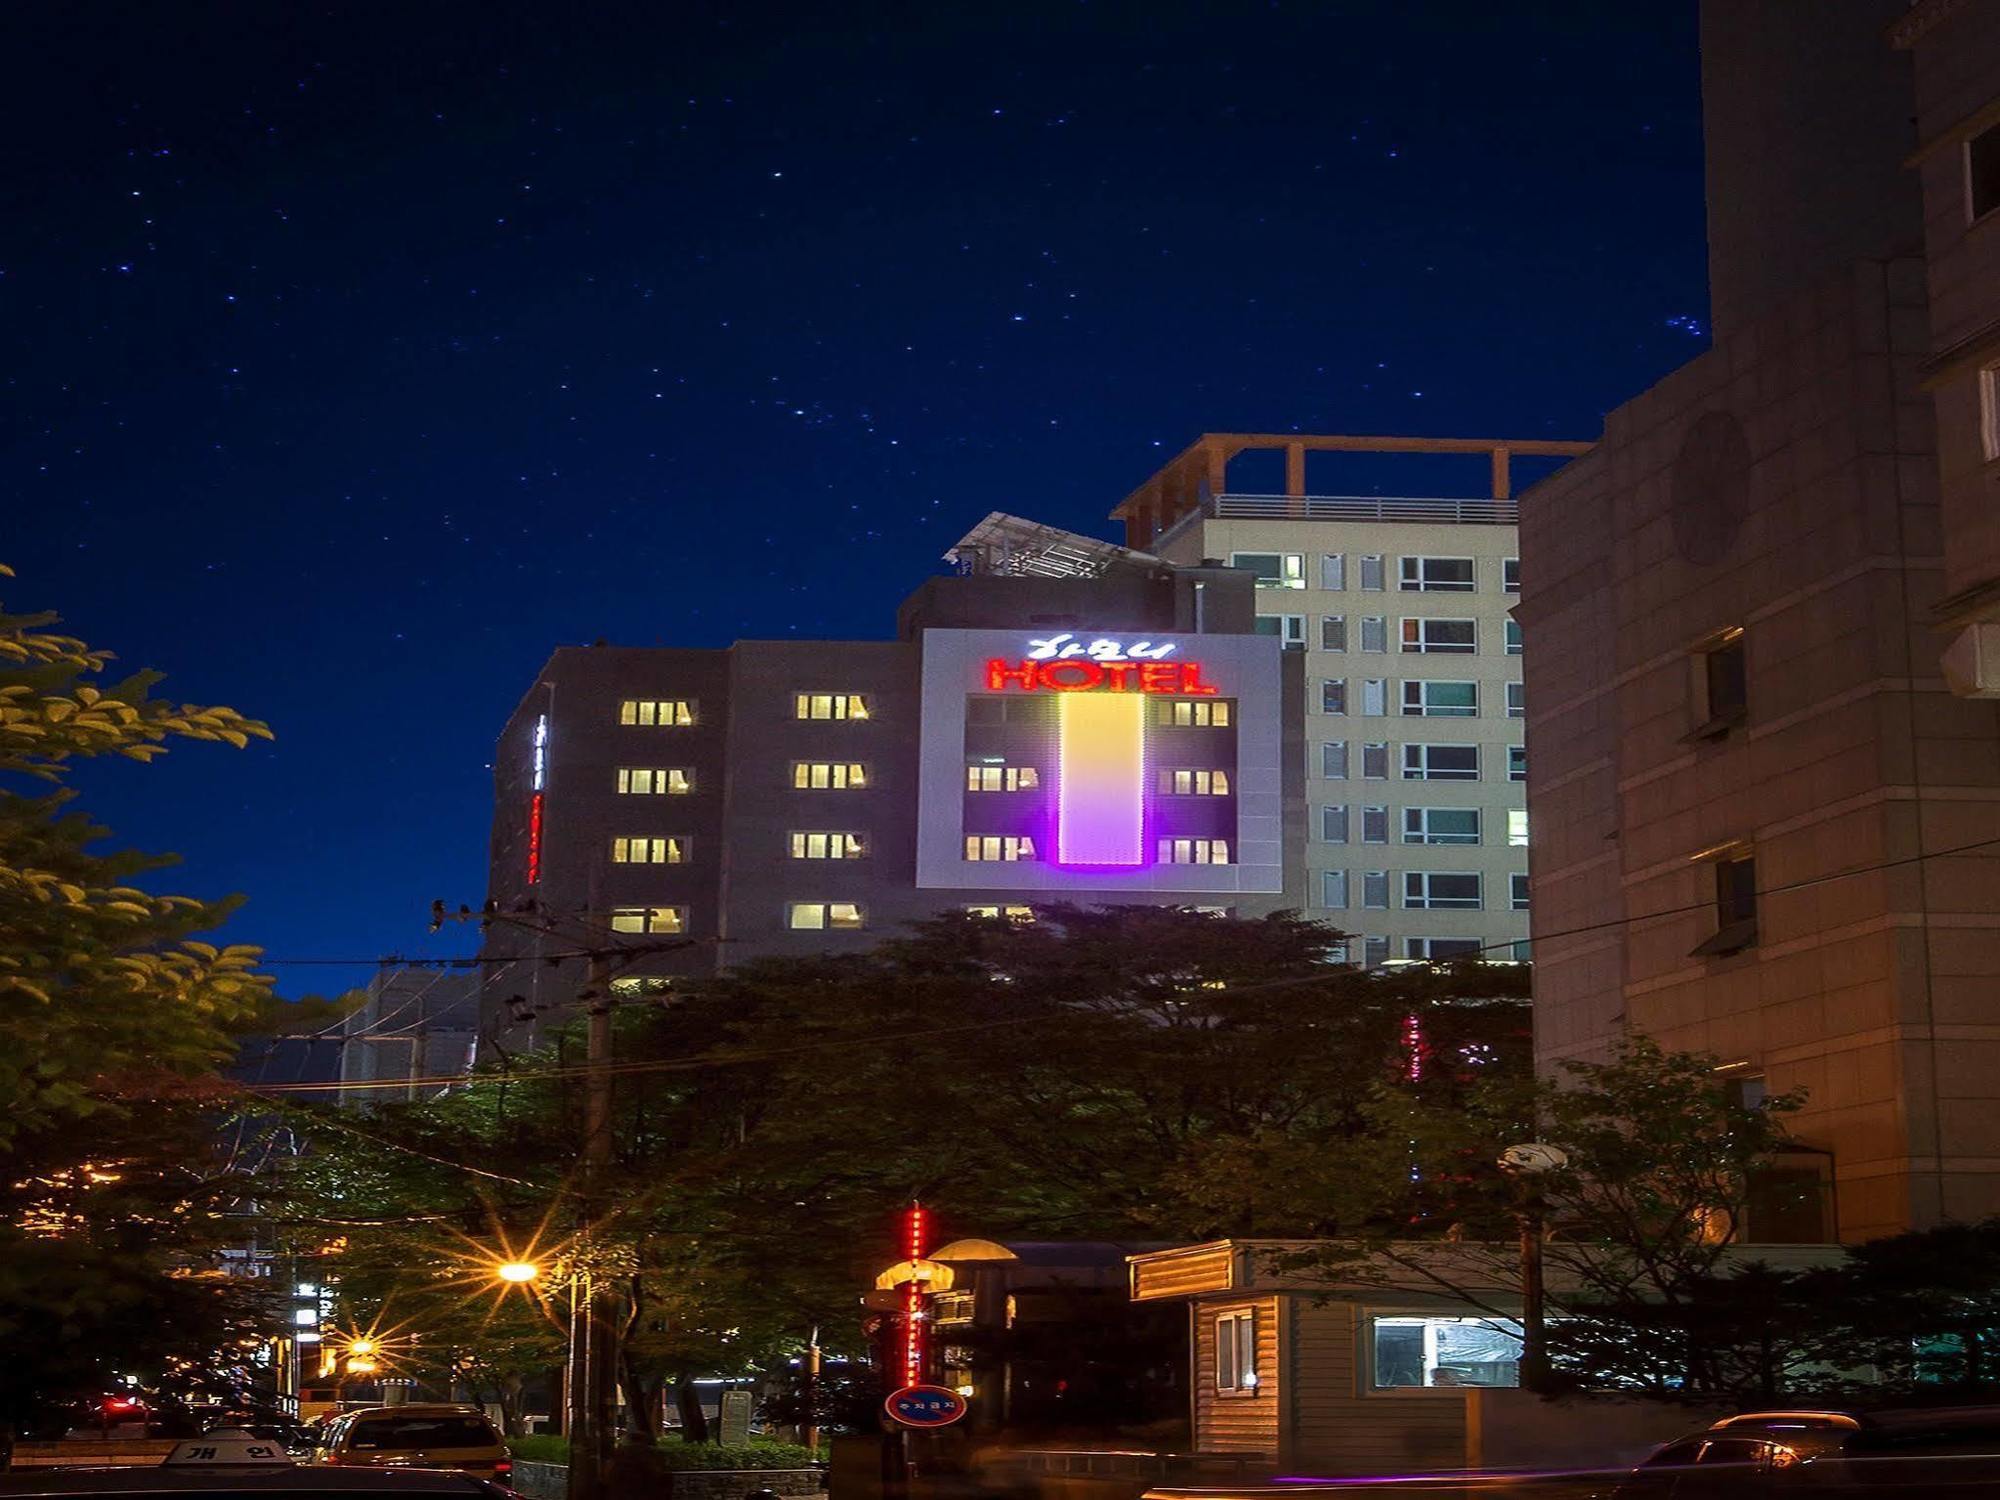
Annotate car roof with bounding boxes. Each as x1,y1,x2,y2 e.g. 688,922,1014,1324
336,1407,488,1420
0,1471,496,1496
1711,1411,1862,1428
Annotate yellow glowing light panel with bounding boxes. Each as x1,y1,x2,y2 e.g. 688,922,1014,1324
1057,690,1147,866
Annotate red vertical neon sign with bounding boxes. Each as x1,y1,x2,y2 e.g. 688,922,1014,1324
903,1202,926,1388
526,714,548,885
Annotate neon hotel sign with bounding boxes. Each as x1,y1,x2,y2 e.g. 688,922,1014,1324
976,634,1221,872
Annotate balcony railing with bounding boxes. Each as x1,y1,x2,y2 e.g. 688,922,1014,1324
1209,492,1520,524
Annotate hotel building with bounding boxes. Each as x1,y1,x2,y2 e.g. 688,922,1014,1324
1121,434,1590,967
1519,0,2000,1238
478,529,1304,1045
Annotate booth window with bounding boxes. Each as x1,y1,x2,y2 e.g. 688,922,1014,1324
1372,1315,1521,1389
1215,1310,1258,1393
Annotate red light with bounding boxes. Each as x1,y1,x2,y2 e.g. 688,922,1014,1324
903,1202,927,1387
493,1462,512,1481
526,791,544,885
983,659,1217,695
1404,1013,1425,1082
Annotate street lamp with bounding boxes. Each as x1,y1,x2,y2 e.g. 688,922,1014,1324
1497,1142,1568,1393
495,1261,540,1284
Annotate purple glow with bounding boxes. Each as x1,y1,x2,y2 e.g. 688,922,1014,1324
1055,691,1147,867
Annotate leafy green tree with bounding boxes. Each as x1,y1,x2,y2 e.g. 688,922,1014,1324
0,566,308,1433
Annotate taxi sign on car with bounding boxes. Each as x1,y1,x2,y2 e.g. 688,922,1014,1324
163,1432,294,1467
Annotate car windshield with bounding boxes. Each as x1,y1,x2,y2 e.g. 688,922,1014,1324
346,1418,496,1450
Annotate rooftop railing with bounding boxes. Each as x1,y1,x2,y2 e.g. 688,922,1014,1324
1152,491,1518,550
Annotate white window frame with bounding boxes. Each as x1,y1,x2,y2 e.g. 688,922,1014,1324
1512,873,1531,911
1215,1310,1258,1393
1507,746,1526,783
1361,741,1389,780
1398,556,1477,593
1360,678,1387,716
1321,870,1349,909
1321,615,1347,652
1360,805,1389,844
1232,552,1306,589
1361,871,1390,910
1321,679,1347,715
1257,614,1307,648
1400,618,1477,654
1403,807,1481,846
1401,680,1479,717
1506,682,1525,719
1321,805,1349,843
1358,554,1386,592
794,761,868,790
1403,743,1480,781
1321,741,1349,780
1503,558,1521,593
1404,871,1483,910
1359,616,1388,653
1508,810,1530,848
1320,554,1346,591
1505,619,1523,656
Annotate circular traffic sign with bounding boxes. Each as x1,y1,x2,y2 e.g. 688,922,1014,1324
884,1384,968,1428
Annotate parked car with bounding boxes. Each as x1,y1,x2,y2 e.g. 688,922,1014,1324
307,1407,509,1485
0,1431,518,1500
1620,1405,2000,1497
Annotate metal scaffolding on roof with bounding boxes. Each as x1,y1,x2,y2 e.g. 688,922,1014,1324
945,512,1166,579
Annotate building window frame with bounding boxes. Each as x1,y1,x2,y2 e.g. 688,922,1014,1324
1688,626,1748,741
790,831,867,860
1407,936,1483,961
794,761,868,790
1159,837,1231,865
617,767,694,795
967,763,1040,792
1403,807,1481,846
1215,1309,1258,1394
795,693,869,721
1503,558,1521,593
1232,552,1306,590
1691,844,1758,957
1398,556,1477,593
1404,871,1483,910
1504,619,1523,656
1511,873,1530,911
1401,618,1478,654
609,905,687,935
1402,743,1480,781
1162,768,1231,796
619,699,695,727
964,834,1037,862
1321,615,1347,652
1402,680,1479,718
1967,120,2000,225
1980,363,2000,464
611,835,688,864
787,901,865,931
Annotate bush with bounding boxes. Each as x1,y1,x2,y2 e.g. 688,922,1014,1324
505,1436,818,1470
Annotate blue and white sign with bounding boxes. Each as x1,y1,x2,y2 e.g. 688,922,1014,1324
885,1384,968,1428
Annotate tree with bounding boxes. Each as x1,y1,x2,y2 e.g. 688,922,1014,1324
0,566,300,1433
1275,1037,1817,1399
277,905,1531,1434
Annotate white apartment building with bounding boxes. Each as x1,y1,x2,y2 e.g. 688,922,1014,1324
1117,434,1591,965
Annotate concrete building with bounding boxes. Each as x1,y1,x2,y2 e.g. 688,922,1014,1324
337,967,480,1109
1119,434,1589,967
480,528,1303,1045
1519,0,2000,1239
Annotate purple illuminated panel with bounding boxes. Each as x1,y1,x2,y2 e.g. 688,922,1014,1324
1056,691,1147,866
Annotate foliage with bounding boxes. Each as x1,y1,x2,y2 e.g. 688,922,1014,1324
1799,1218,2000,1396
0,566,314,1431
1275,1037,1814,1398
276,905,1530,1433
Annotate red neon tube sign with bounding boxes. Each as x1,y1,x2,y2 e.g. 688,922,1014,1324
983,658,1217,695
903,1202,926,1388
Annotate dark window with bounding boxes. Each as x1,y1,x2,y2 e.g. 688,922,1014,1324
347,1416,499,1450
1970,122,2000,221
1706,634,1747,724
1693,852,1758,957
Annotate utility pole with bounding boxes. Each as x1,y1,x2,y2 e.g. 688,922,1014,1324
567,943,617,1500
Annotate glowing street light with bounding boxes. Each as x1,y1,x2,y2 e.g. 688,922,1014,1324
347,1338,378,1357
495,1260,540,1284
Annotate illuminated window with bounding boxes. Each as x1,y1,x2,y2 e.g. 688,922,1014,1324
1506,682,1525,719
617,767,693,795
1512,874,1530,911
1508,810,1529,847
794,761,868,789
1158,700,1232,728
964,835,1037,861
965,904,1034,922
1402,680,1478,717
612,836,688,864
609,975,676,997
1403,743,1479,781
1408,937,1482,960
1232,552,1305,589
790,832,867,859
1321,679,1347,715
609,906,687,934
1399,556,1476,592
1321,615,1347,651
1508,745,1526,783
966,764,1039,792
620,699,694,727
1504,558,1521,593
1161,768,1230,796
787,902,865,930
1373,1315,1521,1389
1215,1310,1258,1392
1505,619,1523,655
1404,872,1482,910
795,693,869,721
1404,807,1480,845
1401,618,1476,654
1158,838,1230,865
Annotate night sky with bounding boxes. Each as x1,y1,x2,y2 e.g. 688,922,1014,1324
4,2,1710,1015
